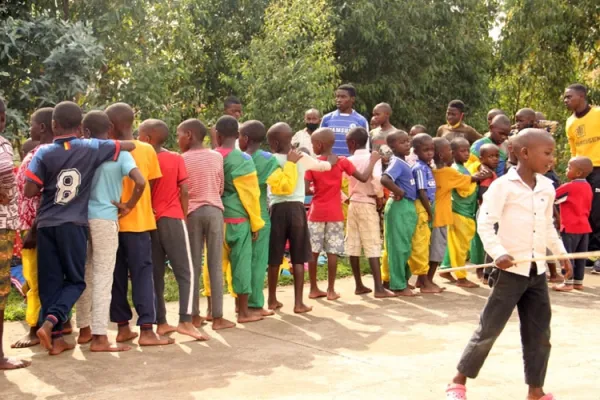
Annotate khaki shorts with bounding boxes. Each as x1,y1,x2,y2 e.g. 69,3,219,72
345,201,382,258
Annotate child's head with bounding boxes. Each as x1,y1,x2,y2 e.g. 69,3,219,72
451,137,470,164
412,133,434,164
386,130,411,158
105,102,134,139
514,108,537,132
507,136,518,165
0,97,5,133
311,128,335,156
335,84,356,113
215,115,239,147
304,108,321,133
433,137,453,166
486,108,505,128
52,101,82,137
371,103,392,128
82,110,111,140
489,114,511,146
566,156,593,181
30,107,54,142
266,122,293,153
238,120,266,152
138,119,170,147
176,118,206,152
563,83,587,113
446,100,465,127
224,96,243,120
409,124,427,138
21,138,38,159
346,127,369,155
479,143,500,170
512,128,556,174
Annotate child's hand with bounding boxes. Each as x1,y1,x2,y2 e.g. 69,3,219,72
376,197,384,211
560,259,573,280
474,166,493,180
252,231,259,241
327,154,338,166
494,254,515,270
112,201,133,217
370,151,381,163
427,212,433,223
287,150,302,164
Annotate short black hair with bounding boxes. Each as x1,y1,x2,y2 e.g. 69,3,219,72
240,120,266,143
450,137,470,151
347,127,369,148
448,100,465,112
83,110,111,138
53,101,83,130
178,118,207,142
215,115,239,138
0,97,5,113
412,133,433,150
337,84,356,97
224,96,241,109
32,107,54,131
567,83,587,97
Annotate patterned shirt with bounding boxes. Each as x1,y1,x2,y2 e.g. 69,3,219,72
183,148,224,214
0,135,18,230
16,145,41,230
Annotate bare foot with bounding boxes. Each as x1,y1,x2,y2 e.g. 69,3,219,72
176,322,209,341
374,288,398,298
0,357,31,370
250,308,275,317
11,328,40,348
36,321,54,351
49,337,75,356
420,283,444,294
293,304,313,314
237,313,263,324
212,317,236,330
309,288,327,299
90,335,131,352
552,283,573,292
327,290,341,301
548,275,564,283
383,281,390,289
192,315,207,328
138,330,175,346
439,272,456,282
456,279,480,288
574,284,584,291
394,288,419,297
408,283,416,290
355,286,372,295
267,300,283,310
205,311,213,322
156,323,177,336
116,325,139,343
77,326,92,344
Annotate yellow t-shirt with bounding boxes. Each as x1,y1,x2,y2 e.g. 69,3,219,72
119,141,162,232
432,166,472,228
567,106,600,166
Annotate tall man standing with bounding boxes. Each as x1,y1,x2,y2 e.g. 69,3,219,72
564,83,600,272
321,84,369,156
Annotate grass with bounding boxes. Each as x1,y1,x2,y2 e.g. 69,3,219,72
4,257,373,322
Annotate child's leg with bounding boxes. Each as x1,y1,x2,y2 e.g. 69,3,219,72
248,220,273,315
345,202,370,294
267,204,288,310
448,214,479,288
307,221,327,298
385,199,417,295
574,234,589,288
323,222,344,300
287,202,313,313
151,226,174,335
427,226,448,284
75,241,93,344
207,211,234,329
110,234,136,342
408,200,442,293
186,208,206,326
12,245,41,348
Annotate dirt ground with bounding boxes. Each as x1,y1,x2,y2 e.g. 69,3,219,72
2,272,599,400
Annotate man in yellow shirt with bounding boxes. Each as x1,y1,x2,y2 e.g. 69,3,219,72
106,103,174,346
564,83,600,271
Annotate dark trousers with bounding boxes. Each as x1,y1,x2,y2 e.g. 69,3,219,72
37,224,88,333
151,217,194,324
562,233,589,284
110,231,156,326
586,168,600,251
457,266,551,387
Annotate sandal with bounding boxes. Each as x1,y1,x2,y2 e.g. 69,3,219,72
446,384,467,400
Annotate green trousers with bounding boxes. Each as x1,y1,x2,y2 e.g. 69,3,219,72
384,198,417,290
226,221,253,295
469,231,485,265
248,220,270,308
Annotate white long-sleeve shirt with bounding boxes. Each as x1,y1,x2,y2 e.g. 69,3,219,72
477,167,566,277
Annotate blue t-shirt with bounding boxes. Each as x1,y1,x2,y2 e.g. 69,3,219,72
412,160,436,203
383,156,417,201
27,136,119,228
88,152,137,221
321,110,369,156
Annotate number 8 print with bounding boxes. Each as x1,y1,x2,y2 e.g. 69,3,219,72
55,169,82,205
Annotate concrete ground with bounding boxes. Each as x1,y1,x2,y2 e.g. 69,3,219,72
2,272,600,400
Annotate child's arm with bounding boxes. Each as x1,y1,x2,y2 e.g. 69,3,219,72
117,140,136,152
179,183,189,218
380,175,404,200
417,189,433,221
24,151,44,198
351,151,381,183
233,170,265,234
298,154,333,172
113,168,146,217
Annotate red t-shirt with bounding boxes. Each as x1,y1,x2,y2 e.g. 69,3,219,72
151,151,188,221
305,156,356,222
555,179,593,234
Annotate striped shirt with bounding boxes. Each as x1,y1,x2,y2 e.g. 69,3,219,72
0,135,17,230
182,148,224,214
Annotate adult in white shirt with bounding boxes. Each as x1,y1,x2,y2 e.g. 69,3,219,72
447,129,572,400
292,108,320,157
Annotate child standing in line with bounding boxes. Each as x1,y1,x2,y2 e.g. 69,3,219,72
25,101,134,355
428,138,490,289
305,128,379,301
238,120,301,315
408,133,443,293
446,129,572,400
345,127,395,298
177,119,236,331
75,111,145,352
553,156,593,292
469,114,511,177
380,130,418,297
214,115,265,323
406,125,427,166
139,119,209,341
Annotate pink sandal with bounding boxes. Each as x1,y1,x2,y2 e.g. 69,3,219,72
446,384,467,400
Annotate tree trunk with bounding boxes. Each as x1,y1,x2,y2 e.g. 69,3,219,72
62,0,69,20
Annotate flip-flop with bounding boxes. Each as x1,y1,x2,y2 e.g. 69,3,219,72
446,384,467,400
539,394,556,400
